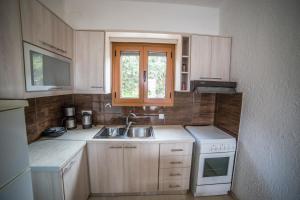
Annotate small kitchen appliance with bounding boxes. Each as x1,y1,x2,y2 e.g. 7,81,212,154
185,125,236,196
62,105,77,129
82,111,92,129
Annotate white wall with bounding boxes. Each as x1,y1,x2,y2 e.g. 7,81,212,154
40,0,219,35
220,0,300,199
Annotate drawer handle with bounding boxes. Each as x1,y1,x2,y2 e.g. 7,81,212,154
169,173,181,177
109,146,122,149
91,86,103,89
171,149,184,152
124,146,137,149
170,161,183,164
200,77,222,80
169,184,181,188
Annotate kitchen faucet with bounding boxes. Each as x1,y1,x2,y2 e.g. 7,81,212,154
126,112,137,126
124,112,137,134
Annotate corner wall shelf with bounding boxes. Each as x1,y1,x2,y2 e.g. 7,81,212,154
180,36,191,92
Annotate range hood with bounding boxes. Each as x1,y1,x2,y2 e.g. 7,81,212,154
190,80,237,94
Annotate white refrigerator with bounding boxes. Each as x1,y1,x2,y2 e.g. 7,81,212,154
0,102,34,200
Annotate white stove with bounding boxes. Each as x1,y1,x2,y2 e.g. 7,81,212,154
185,126,236,196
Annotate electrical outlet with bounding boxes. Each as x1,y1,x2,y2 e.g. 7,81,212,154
158,113,165,120
81,110,92,115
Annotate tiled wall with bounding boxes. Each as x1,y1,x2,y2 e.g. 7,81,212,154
73,92,216,126
24,92,242,143
25,95,73,143
214,93,243,137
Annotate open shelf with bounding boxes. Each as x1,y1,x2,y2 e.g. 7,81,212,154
180,36,190,91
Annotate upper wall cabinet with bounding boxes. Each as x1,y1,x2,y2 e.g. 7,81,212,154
191,35,231,81
20,0,73,59
73,31,105,94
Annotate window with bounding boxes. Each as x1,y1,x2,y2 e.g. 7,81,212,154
112,43,174,106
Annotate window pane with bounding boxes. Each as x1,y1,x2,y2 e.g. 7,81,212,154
30,51,71,86
203,157,229,177
147,52,167,98
31,51,43,86
120,51,140,98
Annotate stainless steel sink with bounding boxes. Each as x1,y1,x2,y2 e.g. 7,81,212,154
93,126,154,139
93,127,126,138
127,126,153,138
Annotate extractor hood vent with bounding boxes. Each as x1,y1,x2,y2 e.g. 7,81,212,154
190,80,237,94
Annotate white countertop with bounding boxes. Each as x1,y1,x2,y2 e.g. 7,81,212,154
29,125,194,170
29,140,86,171
51,125,103,141
43,125,194,143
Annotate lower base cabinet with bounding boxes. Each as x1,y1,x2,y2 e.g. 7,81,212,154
87,142,193,194
87,142,159,193
31,148,89,200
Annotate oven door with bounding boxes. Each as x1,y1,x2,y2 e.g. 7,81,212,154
197,152,235,185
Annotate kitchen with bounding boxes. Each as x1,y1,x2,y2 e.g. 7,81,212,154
0,0,299,200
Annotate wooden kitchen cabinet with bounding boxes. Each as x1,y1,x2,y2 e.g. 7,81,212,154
63,148,90,200
191,35,231,81
159,143,193,192
88,143,124,193
20,0,73,58
31,148,89,200
87,142,159,194
123,143,159,193
74,31,105,94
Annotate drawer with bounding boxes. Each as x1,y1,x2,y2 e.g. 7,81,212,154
159,167,191,181
160,155,192,168
160,143,193,156
159,179,190,191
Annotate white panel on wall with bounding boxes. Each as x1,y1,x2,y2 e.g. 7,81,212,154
220,0,300,199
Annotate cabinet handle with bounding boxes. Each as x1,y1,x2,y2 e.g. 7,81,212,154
63,160,76,174
169,173,181,177
170,161,183,164
143,71,147,82
109,146,122,149
40,41,67,54
124,146,137,149
48,87,63,90
169,184,181,188
90,86,103,89
171,149,184,152
200,77,222,80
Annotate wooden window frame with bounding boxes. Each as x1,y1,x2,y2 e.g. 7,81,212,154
112,43,174,107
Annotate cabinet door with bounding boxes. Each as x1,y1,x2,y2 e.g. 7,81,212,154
123,143,159,192
0,0,25,99
20,0,73,58
20,0,44,47
87,143,123,193
211,37,231,81
74,31,104,93
190,35,212,80
63,148,89,200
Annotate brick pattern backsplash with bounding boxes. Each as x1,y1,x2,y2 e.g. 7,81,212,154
214,93,243,137
25,95,73,143
24,92,242,143
73,92,216,126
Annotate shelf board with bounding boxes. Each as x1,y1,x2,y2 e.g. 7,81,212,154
182,55,189,58
181,72,189,74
